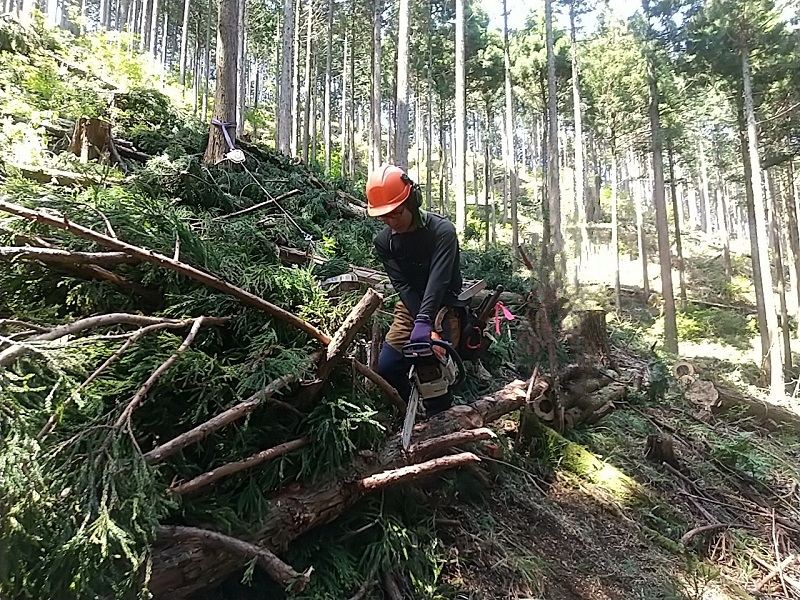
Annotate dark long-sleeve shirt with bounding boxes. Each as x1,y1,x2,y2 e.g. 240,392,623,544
374,210,464,319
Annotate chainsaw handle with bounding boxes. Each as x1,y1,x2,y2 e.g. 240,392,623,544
430,339,466,389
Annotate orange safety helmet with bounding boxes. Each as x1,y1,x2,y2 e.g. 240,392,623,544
366,165,412,217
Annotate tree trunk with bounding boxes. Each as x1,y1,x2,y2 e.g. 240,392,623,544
646,48,678,354
635,155,649,297
235,0,246,136
454,0,466,236
699,141,711,233
274,10,282,147
717,184,732,283
139,0,149,49
545,0,562,267
148,0,159,56
766,170,793,379
340,27,349,178
570,1,586,284
370,0,382,170
301,0,313,164
348,30,355,176
394,0,410,169
426,4,433,209
503,0,518,259
784,160,800,337
278,0,294,155
611,142,621,314
323,0,333,173
484,111,491,249
667,140,687,309
178,0,191,87
742,49,782,397
739,110,769,368
147,380,530,598
203,0,239,164
290,0,301,156
202,1,211,122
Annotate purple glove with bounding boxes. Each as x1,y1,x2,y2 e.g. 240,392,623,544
409,314,433,343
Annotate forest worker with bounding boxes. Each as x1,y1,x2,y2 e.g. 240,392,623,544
366,164,466,417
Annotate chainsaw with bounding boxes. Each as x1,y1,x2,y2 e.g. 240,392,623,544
401,338,465,451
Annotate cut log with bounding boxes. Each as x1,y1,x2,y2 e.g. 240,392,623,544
673,361,695,378
685,380,720,410
147,378,531,598
0,246,135,265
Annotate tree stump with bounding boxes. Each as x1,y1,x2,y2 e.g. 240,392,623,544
644,433,682,471
577,309,614,368
68,117,122,166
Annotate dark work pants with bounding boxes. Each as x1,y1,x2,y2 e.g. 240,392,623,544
377,343,453,418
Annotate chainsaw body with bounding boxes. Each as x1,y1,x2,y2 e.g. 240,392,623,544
401,339,464,450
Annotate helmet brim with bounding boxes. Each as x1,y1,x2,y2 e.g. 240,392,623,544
367,199,408,217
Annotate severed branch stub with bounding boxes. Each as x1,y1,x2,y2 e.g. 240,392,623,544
0,198,331,344
156,526,312,593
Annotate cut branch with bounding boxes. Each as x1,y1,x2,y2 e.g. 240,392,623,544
143,374,298,464
168,436,311,496
755,553,797,591
214,189,302,220
357,452,480,491
113,317,206,429
409,427,495,459
156,526,311,592
0,246,135,265
0,313,225,368
0,199,331,344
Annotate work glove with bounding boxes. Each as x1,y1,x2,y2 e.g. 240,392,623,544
409,314,433,344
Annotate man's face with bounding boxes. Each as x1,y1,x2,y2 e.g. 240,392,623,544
379,204,414,233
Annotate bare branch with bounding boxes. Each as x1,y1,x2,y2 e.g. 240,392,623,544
0,313,225,367
0,319,50,333
156,525,312,592
168,436,310,496
214,189,302,220
0,246,135,265
143,374,298,464
0,198,331,344
113,317,206,429
680,523,730,546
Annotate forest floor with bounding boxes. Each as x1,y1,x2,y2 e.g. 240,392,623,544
427,239,800,600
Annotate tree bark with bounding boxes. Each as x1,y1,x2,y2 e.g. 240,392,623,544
201,1,211,121
148,380,530,598
394,0,410,170
742,49,782,397
503,0,518,259
766,170,792,379
340,26,349,178
290,0,301,155
784,161,800,337
635,154,650,296
570,1,586,284
667,140,687,309
278,0,294,155
646,47,678,354
148,0,159,56
203,0,239,164
324,0,333,173
611,142,621,314
454,0,466,236
178,0,191,87
545,0,562,268
301,0,313,164
370,0,382,170
235,0,246,136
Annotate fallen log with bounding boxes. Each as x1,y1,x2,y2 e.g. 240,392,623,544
9,164,123,187
714,383,800,433
147,379,530,598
